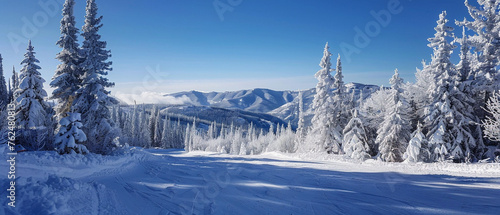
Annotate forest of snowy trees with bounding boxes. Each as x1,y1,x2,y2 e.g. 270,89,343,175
1,0,500,163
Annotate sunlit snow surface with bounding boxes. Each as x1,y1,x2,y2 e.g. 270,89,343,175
1,145,499,215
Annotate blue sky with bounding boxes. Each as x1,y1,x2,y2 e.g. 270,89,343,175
0,0,475,103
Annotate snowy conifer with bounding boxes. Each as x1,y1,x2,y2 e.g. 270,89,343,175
72,0,120,154
154,108,162,147
55,112,88,154
149,106,158,146
376,69,411,162
306,43,342,153
342,109,370,160
457,0,500,97
14,41,49,130
333,54,348,128
0,54,8,110
8,67,18,103
424,12,479,162
51,0,82,119
161,118,170,148
295,91,306,148
403,122,430,162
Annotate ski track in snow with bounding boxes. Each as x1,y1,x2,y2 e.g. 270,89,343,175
0,146,499,215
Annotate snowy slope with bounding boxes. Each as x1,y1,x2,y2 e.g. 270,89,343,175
1,145,499,215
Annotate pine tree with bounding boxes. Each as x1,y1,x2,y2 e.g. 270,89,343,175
55,112,89,154
0,54,8,110
403,122,430,162
50,0,82,119
14,41,49,130
457,0,500,103
161,117,170,148
72,0,120,154
154,108,162,147
342,109,370,160
8,67,18,103
129,104,139,145
306,43,342,153
8,77,12,104
333,54,348,128
295,90,306,148
425,12,478,162
149,105,158,146
377,69,411,162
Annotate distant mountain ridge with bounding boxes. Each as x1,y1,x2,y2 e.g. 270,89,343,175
167,88,297,113
164,83,380,124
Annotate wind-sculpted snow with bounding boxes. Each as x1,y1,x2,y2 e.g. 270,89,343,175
1,145,499,214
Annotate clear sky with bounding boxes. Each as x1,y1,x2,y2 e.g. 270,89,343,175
0,0,476,104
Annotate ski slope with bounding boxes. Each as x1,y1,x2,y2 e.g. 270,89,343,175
1,145,499,215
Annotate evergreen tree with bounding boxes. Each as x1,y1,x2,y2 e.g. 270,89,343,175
149,105,158,146
342,109,370,160
72,0,120,154
0,54,8,110
55,112,89,154
403,122,430,162
457,0,500,105
154,108,162,147
129,104,139,145
8,67,18,103
425,12,478,162
295,90,306,149
306,42,342,153
333,54,348,129
377,69,411,162
14,41,49,130
161,117,170,148
50,0,82,119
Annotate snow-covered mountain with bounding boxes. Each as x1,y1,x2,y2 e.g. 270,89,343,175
165,83,381,125
166,88,297,113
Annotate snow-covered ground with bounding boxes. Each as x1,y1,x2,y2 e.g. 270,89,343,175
1,145,499,215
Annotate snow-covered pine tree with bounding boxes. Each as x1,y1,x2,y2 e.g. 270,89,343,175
0,54,8,110
184,123,191,151
11,67,19,95
305,42,342,153
8,67,18,103
142,107,152,148
457,0,500,111
154,108,162,147
50,0,82,120
129,104,139,145
342,109,370,160
161,117,170,148
295,90,306,148
149,105,158,146
14,41,49,130
7,77,12,104
424,12,479,162
72,0,120,154
455,26,486,160
376,69,411,162
403,122,430,162
55,112,89,154
333,54,348,129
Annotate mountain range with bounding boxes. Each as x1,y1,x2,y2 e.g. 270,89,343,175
164,83,381,126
